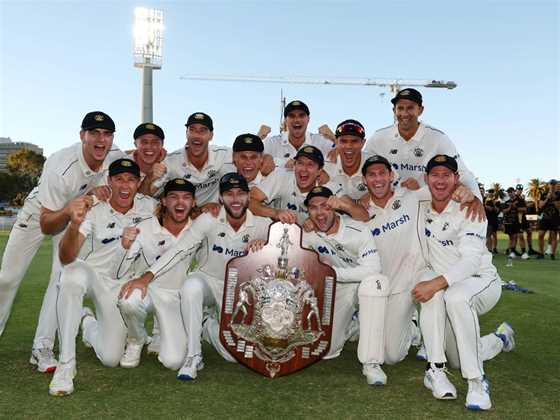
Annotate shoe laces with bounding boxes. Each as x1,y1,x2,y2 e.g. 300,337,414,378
430,363,454,379
183,354,202,368
36,347,55,359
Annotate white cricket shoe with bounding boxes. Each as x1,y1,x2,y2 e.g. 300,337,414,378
49,361,76,396
465,376,492,410
509,251,516,258
416,344,427,361
495,322,515,352
362,363,387,386
177,354,204,381
120,341,144,368
30,346,57,373
424,363,457,400
81,307,95,348
521,252,529,260
147,334,161,355
545,244,552,256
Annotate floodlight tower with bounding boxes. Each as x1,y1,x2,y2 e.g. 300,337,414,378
133,7,164,123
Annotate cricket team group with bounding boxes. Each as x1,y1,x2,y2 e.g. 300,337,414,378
0,88,516,410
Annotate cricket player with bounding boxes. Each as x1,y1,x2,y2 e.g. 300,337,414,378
323,119,370,200
364,88,481,198
0,111,124,373
260,100,335,167
412,155,515,411
231,133,268,187
131,122,167,183
249,145,365,224
115,178,197,370
127,173,271,380
49,158,156,396
302,186,390,386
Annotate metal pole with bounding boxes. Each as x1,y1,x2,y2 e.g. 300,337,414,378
141,66,153,123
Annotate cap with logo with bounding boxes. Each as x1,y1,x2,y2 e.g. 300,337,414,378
361,155,392,175
304,186,333,206
335,119,365,139
134,122,165,141
426,154,458,174
219,172,249,193
185,112,213,131
163,178,196,197
284,100,310,117
391,88,423,106
515,184,524,190
109,158,140,178
232,133,264,153
294,145,324,168
81,111,115,132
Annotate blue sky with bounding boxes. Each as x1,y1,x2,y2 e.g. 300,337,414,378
1,0,558,188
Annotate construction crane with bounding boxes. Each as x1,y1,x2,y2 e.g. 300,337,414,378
179,74,458,132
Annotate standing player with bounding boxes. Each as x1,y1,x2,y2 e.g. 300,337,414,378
126,173,271,380
0,111,124,373
483,188,500,254
49,158,155,396
502,187,525,257
323,119,370,200
302,186,390,385
412,155,514,411
537,179,560,259
260,100,335,167
364,88,481,198
115,178,197,370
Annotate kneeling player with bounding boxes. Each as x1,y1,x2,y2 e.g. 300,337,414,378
113,179,197,370
49,159,156,396
412,155,515,410
128,173,272,380
302,187,390,385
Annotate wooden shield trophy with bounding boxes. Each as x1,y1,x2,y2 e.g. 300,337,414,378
219,222,336,378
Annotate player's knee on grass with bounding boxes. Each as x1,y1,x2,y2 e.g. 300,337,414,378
158,350,185,371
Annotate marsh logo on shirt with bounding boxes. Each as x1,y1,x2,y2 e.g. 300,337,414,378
381,214,411,233
101,237,118,245
317,246,329,254
392,163,399,171
399,163,426,173
212,244,224,253
425,228,454,246
287,203,298,211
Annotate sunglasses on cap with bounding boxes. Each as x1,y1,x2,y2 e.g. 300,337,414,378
337,123,365,135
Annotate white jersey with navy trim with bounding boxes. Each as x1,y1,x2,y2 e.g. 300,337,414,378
364,123,480,198
264,132,334,165
255,169,342,224
77,194,156,278
111,216,193,289
148,208,271,282
37,142,126,212
302,215,381,282
366,188,429,294
417,199,497,286
160,145,236,206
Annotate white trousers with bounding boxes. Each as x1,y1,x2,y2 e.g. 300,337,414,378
0,217,61,349
179,272,235,362
57,260,126,366
324,282,360,359
419,270,503,379
382,291,416,365
118,285,187,370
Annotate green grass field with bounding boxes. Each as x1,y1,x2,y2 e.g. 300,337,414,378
0,231,559,419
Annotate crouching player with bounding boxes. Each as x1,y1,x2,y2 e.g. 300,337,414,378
302,186,390,385
127,173,272,380
49,159,156,396
413,155,515,411
113,178,198,370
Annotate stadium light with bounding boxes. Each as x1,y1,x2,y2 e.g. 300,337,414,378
133,7,164,123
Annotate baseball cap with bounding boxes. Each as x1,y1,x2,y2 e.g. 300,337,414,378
391,88,423,106
361,155,392,175
163,178,196,197
426,154,458,174
232,133,264,153
550,179,557,185
109,158,140,178
294,145,324,168
515,184,524,190
81,111,115,132
185,112,213,131
335,119,365,139
219,172,249,193
304,186,334,206
284,100,310,117
134,122,165,141
506,187,515,193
